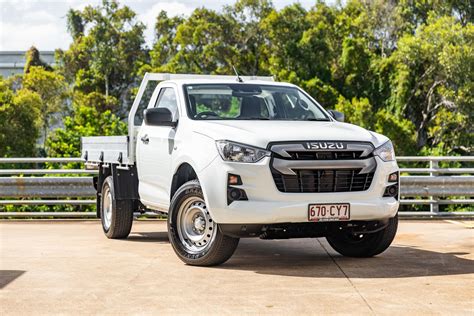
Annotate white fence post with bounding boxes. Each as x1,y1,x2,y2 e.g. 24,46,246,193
430,159,439,214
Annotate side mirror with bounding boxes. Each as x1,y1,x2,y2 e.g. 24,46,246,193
328,110,345,122
144,108,177,127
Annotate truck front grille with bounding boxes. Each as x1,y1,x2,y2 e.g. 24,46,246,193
287,151,362,160
272,169,374,193
269,142,376,193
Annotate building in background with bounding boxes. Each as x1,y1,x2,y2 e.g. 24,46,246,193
0,51,55,77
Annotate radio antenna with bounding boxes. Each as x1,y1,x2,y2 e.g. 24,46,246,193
232,65,243,82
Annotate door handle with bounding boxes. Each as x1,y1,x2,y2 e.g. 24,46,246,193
140,134,149,144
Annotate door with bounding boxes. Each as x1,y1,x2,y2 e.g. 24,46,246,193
137,86,179,209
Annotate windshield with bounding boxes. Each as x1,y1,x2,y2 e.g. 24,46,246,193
184,84,330,121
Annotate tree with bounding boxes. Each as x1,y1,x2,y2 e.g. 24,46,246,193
261,3,308,77
335,96,417,155
338,37,373,99
24,46,52,73
2,0,468,162
261,3,341,107
0,78,40,157
147,0,274,76
224,0,273,75
46,92,126,159
335,96,374,129
374,109,417,156
161,8,236,74
66,9,84,40
389,16,473,153
149,11,183,71
57,0,146,117
22,66,68,145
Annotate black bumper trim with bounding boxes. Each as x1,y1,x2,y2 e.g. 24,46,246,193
219,219,390,239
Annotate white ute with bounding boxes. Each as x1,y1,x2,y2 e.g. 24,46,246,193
82,73,400,266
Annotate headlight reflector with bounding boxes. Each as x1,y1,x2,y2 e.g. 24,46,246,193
216,140,270,163
374,140,395,162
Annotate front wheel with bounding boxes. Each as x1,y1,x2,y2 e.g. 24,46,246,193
326,215,398,257
168,180,239,266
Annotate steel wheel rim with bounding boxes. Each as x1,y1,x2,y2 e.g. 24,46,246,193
176,196,216,254
103,187,112,230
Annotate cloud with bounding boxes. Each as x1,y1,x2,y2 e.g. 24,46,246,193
139,2,194,46
0,20,71,51
0,1,72,50
0,0,319,50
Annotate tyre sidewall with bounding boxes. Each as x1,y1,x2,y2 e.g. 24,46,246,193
101,176,115,235
168,181,217,263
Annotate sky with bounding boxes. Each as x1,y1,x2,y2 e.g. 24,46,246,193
0,0,320,51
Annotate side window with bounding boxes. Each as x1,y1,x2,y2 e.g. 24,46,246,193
155,87,178,120
133,80,159,125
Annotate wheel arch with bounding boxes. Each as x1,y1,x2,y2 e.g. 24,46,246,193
170,162,199,201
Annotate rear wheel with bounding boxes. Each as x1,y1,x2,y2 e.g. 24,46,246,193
168,180,239,266
326,215,398,257
100,176,133,239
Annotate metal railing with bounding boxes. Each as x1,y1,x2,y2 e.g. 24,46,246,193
0,156,472,218
0,158,97,218
397,156,474,216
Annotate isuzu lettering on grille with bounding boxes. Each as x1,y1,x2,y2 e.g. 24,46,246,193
306,142,346,150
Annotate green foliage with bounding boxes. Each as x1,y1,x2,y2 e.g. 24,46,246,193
22,66,68,144
24,46,52,73
149,11,183,70
2,0,473,161
148,0,273,76
374,109,417,155
0,78,40,157
66,9,84,40
389,16,473,153
141,0,474,156
57,0,146,116
335,96,374,129
46,92,127,159
171,8,233,74
335,96,417,155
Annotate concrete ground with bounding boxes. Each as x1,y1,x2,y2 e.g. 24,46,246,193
1,220,473,315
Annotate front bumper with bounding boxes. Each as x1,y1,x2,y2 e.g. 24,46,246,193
199,156,399,224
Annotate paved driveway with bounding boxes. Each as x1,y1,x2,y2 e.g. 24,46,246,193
1,220,473,315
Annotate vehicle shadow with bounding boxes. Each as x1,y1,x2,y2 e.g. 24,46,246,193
126,231,169,243
0,270,26,289
218,239,474,279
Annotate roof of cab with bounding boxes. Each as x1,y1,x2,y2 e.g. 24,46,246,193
165,78,296,87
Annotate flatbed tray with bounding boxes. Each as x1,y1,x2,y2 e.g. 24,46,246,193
81,136,131,165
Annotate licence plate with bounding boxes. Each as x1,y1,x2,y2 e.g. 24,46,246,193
308,203,350,222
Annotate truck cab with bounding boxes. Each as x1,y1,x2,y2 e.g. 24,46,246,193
82,73,399,266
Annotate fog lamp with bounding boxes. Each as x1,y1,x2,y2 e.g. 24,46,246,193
228,174,242,185
388,172,399,182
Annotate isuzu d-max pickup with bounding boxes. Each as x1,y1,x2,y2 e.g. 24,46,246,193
81,73,400,266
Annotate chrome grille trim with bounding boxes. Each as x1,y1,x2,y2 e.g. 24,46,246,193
272,157,376,175
271,142,373,158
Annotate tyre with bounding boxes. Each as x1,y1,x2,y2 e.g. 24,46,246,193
326,215,398,257
100,176,133,239
168,180,239,266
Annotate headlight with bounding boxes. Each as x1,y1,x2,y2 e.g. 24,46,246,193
374,140,395,162
216,140,270,163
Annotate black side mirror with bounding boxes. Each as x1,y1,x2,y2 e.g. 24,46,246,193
144,108,177,127
328,110,345,122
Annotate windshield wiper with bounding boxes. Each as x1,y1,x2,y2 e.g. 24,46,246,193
240,117,270,120
305,118,331,121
